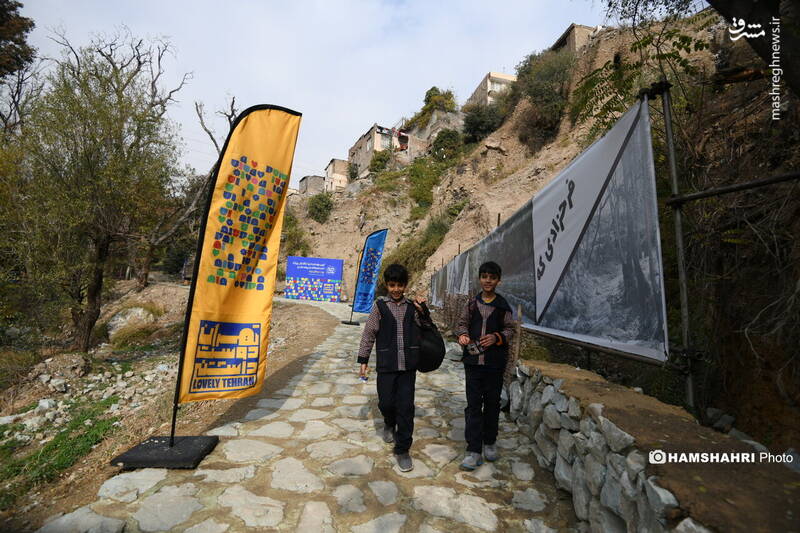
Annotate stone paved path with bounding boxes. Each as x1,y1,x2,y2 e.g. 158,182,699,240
39,299,578,532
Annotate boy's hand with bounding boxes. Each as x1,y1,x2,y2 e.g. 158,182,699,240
412,296,426,313
478,334,496,348
359,363,368,377
458,334,470,346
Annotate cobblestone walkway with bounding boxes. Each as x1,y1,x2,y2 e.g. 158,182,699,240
39,299,578,532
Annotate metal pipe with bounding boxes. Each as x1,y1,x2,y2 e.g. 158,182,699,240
661,88,695,409
666,171,800,206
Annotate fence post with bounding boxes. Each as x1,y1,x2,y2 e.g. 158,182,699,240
514,304,522,363
660,84,695,411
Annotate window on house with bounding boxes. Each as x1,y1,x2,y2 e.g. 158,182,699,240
381,134,392,150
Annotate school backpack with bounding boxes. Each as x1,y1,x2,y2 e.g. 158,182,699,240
415,302,445,373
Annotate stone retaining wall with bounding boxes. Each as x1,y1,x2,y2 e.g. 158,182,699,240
508,362,710,533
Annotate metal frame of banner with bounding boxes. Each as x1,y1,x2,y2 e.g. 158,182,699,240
431,80,799,413
342,228,388,325
110,104,302,470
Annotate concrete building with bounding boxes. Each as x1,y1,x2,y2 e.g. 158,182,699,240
551,23,596,54
298,175,325,195
347,124,428,179
324,158,349,192
464,72,517,109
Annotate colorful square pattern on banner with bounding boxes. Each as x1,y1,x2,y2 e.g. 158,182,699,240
284,256,343,302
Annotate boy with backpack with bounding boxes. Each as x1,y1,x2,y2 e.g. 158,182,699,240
455,261,514,470
357,264,425,472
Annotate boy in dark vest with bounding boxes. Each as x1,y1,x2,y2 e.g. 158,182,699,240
455,261,514,470
357,263,425,472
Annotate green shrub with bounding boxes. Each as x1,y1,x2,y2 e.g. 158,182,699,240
512,48,574,151
307,192,334,224
282,207,311,256
448,199,468,217
380,213,453,288
348,162,359,180
409,205,428,221
463,102,506,143
403,87,457,132
431,129,462,161
369,150,392,173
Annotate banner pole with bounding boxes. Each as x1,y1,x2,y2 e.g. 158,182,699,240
169,164,219,447
660,84,695,410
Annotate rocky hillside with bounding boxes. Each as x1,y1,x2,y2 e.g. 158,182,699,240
288,11,800,452
287,22,667,294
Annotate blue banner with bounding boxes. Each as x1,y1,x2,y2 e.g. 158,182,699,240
284,256,343,302
352,229,388,313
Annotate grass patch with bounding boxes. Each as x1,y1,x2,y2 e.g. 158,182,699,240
90,321,110,346
409,205,428,221
121,301,165,318
381,213,453,287
0,395,119,510
17,401,38,415
372,170,403,193
111,323,160,349
0,348,41,392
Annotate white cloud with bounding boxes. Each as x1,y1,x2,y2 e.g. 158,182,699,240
22,0,607,185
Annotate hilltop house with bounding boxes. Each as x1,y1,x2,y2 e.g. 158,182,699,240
551,23,597,54
464,72,517,109
324,158,349,192
298,175,325,196
348,124,428,180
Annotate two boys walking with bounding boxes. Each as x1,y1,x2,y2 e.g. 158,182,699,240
357,261,514,471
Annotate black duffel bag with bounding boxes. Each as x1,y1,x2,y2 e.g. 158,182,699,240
415,302,445,373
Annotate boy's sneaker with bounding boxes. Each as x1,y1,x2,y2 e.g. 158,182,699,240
382,426,395,443
483,444,499,462
460,452,484,471
395,453,413,472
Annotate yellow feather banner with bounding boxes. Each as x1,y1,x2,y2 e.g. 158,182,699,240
177,105,301,403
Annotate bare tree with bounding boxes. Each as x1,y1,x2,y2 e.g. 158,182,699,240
129,97,239,290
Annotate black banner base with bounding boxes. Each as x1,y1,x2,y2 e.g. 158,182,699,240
110,436,218,470
341,320,360,325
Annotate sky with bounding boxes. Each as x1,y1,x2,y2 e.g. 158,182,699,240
21,1,609,187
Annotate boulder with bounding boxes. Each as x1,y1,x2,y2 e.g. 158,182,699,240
107,307,156,339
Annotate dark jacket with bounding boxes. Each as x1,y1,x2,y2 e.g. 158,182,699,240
357,297,420,373
456,292,514,370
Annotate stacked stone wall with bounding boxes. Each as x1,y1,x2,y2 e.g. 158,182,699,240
509,362,711,533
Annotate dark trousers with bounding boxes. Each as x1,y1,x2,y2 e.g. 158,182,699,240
464,365,504,454
376,369,416,454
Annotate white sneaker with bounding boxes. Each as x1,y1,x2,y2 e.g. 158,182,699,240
460,452,483,471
